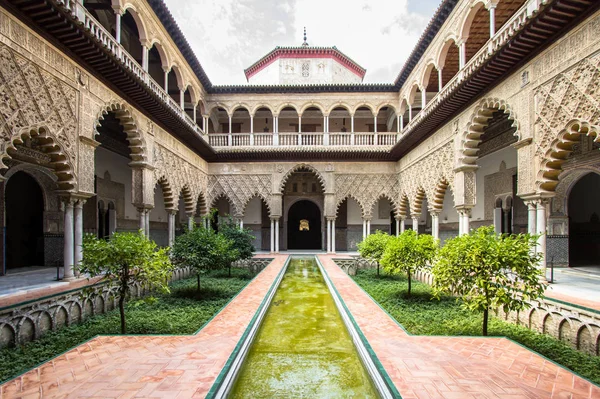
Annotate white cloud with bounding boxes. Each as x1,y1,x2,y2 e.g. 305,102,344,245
163,0,437,85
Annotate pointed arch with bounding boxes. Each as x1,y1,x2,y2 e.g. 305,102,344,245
429,178,451,212
0,124,77,192
95,101,147,163
537,119,600,193
369,193,400,219
398,194,410,219
335,194,366,218
241,193,271,217
209,192,238,217
178,184,195,215
195,191,208,216
155,176,175,211
411,187,427,216
458,98,518,167
278,163,326,193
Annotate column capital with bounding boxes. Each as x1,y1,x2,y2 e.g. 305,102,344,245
270,216,280,222
326,217,336,222
455,206,472,216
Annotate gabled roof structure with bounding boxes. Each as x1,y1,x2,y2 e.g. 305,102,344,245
243,46,367,82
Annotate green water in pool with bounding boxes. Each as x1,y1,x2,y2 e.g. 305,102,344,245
229,257,378,398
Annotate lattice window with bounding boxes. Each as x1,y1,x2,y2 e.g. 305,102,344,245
302,62,310,77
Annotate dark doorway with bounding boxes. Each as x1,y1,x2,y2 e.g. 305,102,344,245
288,200,321,250
6,171,44,269
568,173,600,266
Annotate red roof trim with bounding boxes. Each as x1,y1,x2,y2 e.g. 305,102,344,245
244,48,366,81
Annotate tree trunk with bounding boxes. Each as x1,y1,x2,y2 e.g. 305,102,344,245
119,265,129,334
407,269,412,296
483,308,489,336
197,273,200,292
118,295,126,334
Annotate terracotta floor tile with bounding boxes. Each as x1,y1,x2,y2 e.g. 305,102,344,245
0,255,288,399
317,255,599,399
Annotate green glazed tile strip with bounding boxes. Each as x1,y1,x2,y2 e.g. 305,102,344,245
205,255,291,399
316,256,402,399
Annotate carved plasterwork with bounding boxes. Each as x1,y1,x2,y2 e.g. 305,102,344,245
153,145,206,212
334,174,399,218
206,174,272,218
399,141,454,212
534,53,600,160
0,43,78,191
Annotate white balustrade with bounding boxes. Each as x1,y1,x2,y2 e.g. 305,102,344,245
354,133,375,146
301,133,324,146
329,133,351,146
231,133,250,146
399,0,541,138
209,134,228,147
254,133,273,146
59,0,205,138
279,133,299,146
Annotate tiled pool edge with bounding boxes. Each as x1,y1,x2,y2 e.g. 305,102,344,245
315,255,402,399
205,255,291,399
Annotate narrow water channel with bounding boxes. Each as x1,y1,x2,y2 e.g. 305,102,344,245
230,257,378,398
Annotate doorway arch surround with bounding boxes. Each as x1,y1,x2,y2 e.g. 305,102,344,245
284,197,324,251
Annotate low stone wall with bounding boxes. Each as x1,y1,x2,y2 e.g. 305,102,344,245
0,266,194,348
335,258,600,357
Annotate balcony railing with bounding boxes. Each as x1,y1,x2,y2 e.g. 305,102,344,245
208,132,399,148
59,0,207,141
399,0,543,137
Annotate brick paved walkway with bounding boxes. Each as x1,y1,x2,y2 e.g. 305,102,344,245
318,255,600,399
0,255,288,399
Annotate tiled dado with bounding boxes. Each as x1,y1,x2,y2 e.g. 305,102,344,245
318,255,600,399
0,254,288,399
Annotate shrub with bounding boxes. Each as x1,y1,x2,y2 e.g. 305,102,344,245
380,230,436,296
432,226,544,336
357,230,393,276
78,231,173,334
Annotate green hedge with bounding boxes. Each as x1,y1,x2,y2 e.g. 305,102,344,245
352,269,600,385
0,268,252,383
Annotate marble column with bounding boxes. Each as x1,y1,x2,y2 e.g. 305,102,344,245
327,219,332,253
431,212,439,240
188,214,194,231
275,218,280,253
331,219,336,253
74,199,85,276
115,12,122,44
536,200,547,270
527,201,537,236
139,208,146,236
400,218,405,233
412,216,419,234
168,211,176,246
366,219,371,237
270,219,275,253
63,199,75,280
395,218,400,236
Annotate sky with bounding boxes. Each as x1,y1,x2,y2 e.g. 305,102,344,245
162,0,442,85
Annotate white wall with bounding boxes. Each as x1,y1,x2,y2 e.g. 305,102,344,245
473,146,517,221
439,188,459,223
150,185,168,222
94,147,136,220
248,57,362,85
347,198,363,224
243,197,262,224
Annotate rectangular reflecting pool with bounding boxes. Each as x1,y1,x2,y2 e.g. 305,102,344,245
229,257,379,398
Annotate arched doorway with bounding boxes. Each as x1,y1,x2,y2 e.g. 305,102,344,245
5,171,44,269
568,172,600,266
287,200,321,250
